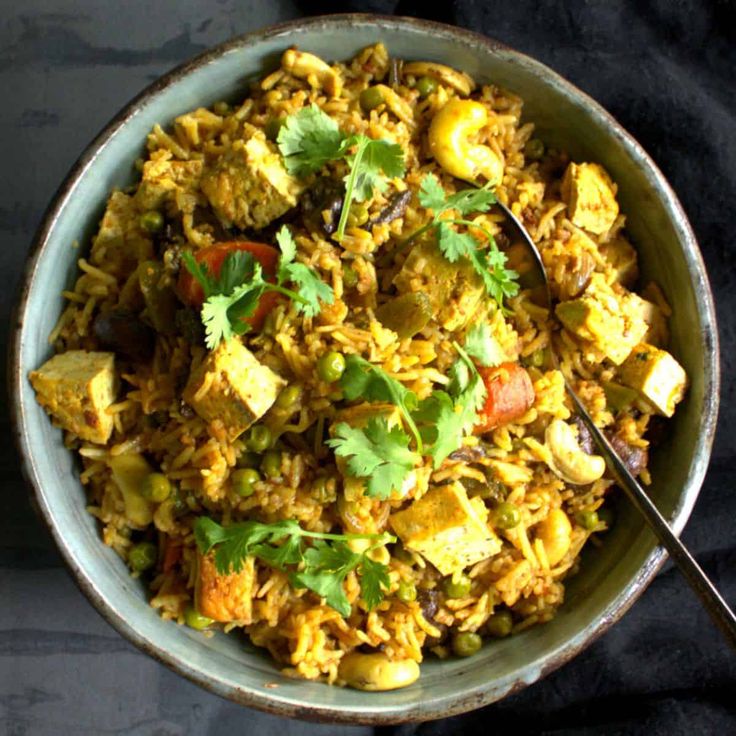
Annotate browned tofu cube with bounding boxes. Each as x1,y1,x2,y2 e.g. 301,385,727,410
134,149,204,212
201,131,302,230
561,162,619,235
29,351,118,444
196,553,256,623
389,482,501,576
183,340,286,440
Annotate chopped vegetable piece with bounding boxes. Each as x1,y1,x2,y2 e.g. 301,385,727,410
128,542,158,572
140,473,172,503
452,631,482,657
474,362,535,433
443,573,472,599
493,502,521,530
317,351,346,383
486,610,513,638
375,292,432,339
231,468,261,497
184,605,214,631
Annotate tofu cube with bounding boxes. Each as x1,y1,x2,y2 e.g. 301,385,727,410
389,482,501,576
331,403,428,501
619,343,687,417
561,162,619,234
183,340,286,440
196,553,256,623
90,191,154,278
29,350,118,444
393,242,484,331
201,131,302,230
135,149,204,212
555,274,649,364
599,235,639,287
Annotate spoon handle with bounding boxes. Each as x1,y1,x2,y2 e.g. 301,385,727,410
565,388,736,649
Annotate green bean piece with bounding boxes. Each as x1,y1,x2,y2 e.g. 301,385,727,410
342,265,358,289
140,210,164,234
231,468,261,497
246,425,272,452
275,384,301,410
128,542,158,572
443,573,472,599
317,351,346,383
140,473,171,503
397,580,417,603
576,509,600,531
139,260,178,335
415,75,438,99
359,86,385,112
494,502,521,530
374,292,432,339
524,138,546,161
486,610,514,638
185,605,214,631
262,450,282,479
452,632,482,657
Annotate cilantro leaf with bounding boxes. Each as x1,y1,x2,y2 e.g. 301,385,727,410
193,516,395,616
358,555,391,611
291,540,360,617
339,355,422,452
415,390,465,468
346,136,406,202
326,418,420,499
435,221,477,263
464,323,505,367
277,105,347,177
418,173,496,216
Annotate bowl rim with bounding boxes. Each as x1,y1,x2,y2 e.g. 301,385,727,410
8,12,720,725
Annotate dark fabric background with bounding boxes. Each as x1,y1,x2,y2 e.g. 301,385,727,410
1,1,734,734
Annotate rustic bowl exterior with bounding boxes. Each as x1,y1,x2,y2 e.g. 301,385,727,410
9,14,719,724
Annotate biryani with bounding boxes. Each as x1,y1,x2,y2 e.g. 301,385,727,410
29,44,688,691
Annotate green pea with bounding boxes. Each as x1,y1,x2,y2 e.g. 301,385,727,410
443,573,472,599
231,468,261,497
171,489,190,518
140,473,171,503
275,384,301,410
494,502,521,530
598,506,615,531
397,580,417,603
530,349,545,368
262,450,282,479
524,138,546,161
236,450,261,469
359,86,385,112
185,605,214,631
452,631,482,658
342,265,358,289
128,542,157,572
415,75,438,99
486,610,514,638
264,116,286,141
576,509,600,531
246,425,272,452
317,351,346,383
213,101,231,116
311,477,334,504
140,210,164,234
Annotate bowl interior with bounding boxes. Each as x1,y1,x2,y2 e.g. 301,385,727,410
13,16,717,723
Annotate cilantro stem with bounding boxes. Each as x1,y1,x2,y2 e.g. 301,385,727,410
335,140,367,242
263,282,310,306
298,529,397,544
444,218,498,246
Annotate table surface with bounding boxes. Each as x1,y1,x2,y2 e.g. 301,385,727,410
2,2,735,734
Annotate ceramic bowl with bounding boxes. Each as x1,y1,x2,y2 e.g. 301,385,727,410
9,14,719,724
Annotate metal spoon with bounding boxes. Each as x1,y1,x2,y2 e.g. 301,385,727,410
495,200,736,648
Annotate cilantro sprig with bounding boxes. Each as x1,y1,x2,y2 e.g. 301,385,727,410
277,105,405,241
194,516,394,617
405,173,519,309
182,226,334,349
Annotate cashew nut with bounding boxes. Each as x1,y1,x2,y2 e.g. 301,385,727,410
544,419,605,485
338,652,420,691
428,99,504,185
536,508,572,566
402,61,476,96
281,48,341,97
